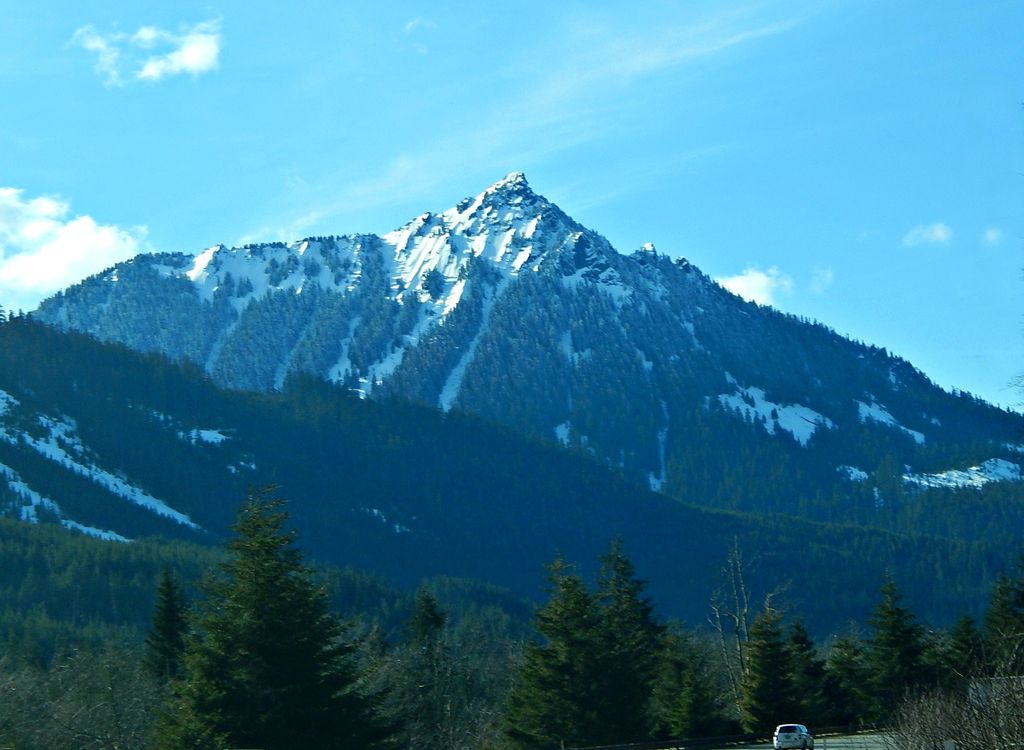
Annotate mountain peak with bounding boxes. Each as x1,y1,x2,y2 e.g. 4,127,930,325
476,171,540,208
490,171,529,191
440,171,558,231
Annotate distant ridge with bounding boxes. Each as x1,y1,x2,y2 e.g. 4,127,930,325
1,316,1019,633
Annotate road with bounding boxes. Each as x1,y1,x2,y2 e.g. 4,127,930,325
565,729,893,750
721,734,891,750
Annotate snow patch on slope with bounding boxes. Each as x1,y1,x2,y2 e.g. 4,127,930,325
0,461,60,522
4,415,199,529
183,428,229,445
327,315,363,384
904,458,1022,490
61,519,131,542
857,399,926,445
0,389,17,415
718,386,833,446
559,331,591,366
0,462,129,541
361,507,411,534
360,346,407,396
187,245,220,281
838,465,870,482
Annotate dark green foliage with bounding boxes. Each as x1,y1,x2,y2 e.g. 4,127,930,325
391,589,451,750
423,269,446,299
144,568,189,682
36,253,235,366
983,558,1024,671
739,605,801,731
506,542,728,748
823,633,874,725
504,560,607,750
865,576,927,718
666,659,728,738
595,538,665,742
153,491,392,750
945,615,985,679
650,629,739,739
786,620,832,725
408,588,447,646
375,587,519,750
210,285,322,390
373,581,523,750
0,516,217,664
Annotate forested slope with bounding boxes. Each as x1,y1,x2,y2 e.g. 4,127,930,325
0,316,1019,633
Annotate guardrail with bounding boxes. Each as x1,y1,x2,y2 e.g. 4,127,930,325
561,725,875,750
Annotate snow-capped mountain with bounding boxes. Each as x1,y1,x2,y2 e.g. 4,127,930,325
35,173,1024,520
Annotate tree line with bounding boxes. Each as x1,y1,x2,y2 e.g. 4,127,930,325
2,488,1022,749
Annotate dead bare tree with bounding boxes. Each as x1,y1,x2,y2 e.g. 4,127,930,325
707,538,792,713
707,538,758,709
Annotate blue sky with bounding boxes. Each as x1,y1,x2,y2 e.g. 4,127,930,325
2,1,1021,407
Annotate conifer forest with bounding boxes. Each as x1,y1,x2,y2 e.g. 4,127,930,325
0,485,1022,749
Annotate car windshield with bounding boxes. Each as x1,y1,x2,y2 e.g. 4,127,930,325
779,726,799,733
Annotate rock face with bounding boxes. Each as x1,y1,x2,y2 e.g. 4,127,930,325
35,173,1024,517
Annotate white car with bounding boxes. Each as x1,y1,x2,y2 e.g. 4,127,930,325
774,724,814,750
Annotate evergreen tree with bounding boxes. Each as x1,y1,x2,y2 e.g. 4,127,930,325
786,620,830,726
946,615,985,679
504,559,607,750
673,661,728,738
865,575,926,719
739,604,800,732
594,537,665,742
984,561,1024,671
144,567,189,682
389,588,452,750
651,630,737,739
153,490,391,750
823,634,872,725
408,588,447,647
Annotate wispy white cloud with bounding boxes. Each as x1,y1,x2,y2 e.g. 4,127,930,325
982,227,1003,246
809,266,834,295
403,17,437,54
71,20,222,86
257,7,801,240
238,154,448,244
540,13,800,94
0,188,147,311
71,26,123,85
404,17,437,35
902,222,951,247
716,266,793,306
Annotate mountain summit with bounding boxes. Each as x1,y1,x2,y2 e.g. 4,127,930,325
35,175,1024,522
